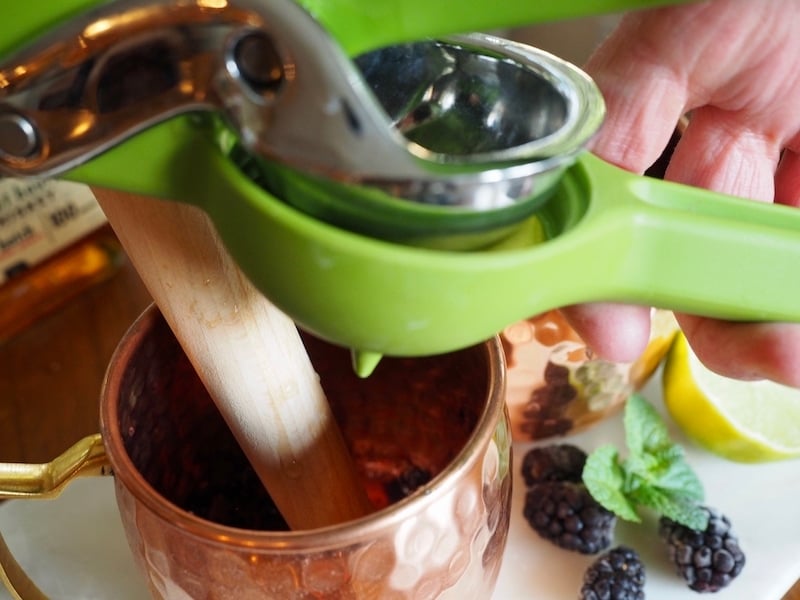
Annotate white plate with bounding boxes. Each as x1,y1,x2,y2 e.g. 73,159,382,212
2,376,799,599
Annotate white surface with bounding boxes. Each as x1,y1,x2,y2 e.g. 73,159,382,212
1,376,799,599
0,477,147,599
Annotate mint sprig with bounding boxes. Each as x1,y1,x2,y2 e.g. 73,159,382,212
583,393,709,531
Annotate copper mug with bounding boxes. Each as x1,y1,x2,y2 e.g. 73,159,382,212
0,305,511,599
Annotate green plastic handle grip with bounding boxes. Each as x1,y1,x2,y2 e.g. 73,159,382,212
1,0,691,57
66,118,800,357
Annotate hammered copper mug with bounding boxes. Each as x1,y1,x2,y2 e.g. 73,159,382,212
0,304,512,599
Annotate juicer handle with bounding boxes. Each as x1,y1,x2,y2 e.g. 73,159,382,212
3,0,696,59
572,154,800,322
304,0,697,55
121,142,800,359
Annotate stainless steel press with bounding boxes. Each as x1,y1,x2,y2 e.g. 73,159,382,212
0,0,603,243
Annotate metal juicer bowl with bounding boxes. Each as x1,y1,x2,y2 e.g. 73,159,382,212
252,34,605,249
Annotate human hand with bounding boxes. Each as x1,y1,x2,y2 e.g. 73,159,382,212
560,0,800,386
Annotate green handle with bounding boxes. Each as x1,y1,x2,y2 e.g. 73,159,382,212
113,125,800,357
2,0,690,57
302,0,692,55
549,154,800,322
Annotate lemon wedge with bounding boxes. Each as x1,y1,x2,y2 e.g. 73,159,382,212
663,332,800,462
630,309,679,387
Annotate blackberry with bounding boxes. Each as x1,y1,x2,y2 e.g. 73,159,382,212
659,506,745,593
520,443,587,487
580,545,646,600
523,481,615,554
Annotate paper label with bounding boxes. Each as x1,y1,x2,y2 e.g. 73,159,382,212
0,179,107,284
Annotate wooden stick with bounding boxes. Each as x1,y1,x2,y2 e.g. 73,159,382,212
93,189,373,529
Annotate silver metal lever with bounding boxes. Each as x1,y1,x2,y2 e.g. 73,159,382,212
0,0,419,180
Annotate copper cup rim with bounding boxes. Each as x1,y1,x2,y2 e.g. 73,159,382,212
99,304,508,552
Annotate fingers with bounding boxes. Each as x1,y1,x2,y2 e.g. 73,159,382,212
664,106,780,201
559,303,652,362
676,313,800,388
775,149,800,207
583,12,690,173
576,1,800,387
663,109,800,386
577,16,710,369
562,303,800,387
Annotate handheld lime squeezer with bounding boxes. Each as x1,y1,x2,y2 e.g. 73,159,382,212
1,0,798,373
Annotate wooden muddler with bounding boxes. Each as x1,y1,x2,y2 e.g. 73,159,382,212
94,189,373,530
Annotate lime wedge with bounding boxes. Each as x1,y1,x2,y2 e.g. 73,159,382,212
663,333,800,462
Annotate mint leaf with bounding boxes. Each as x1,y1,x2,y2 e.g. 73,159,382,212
624,450,663,484
582,445,640,522
668,503,709,531
583,394,707,530
630,485,709,530
624,393,673,456
625,445,703,499
652,453,704,501
622,394,704,497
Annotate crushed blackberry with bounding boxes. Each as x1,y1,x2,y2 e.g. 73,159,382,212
520,443,587,487
523,481,615,554
659,506,745,593
518,361,577,439
580,545,646,600
385,466,433,504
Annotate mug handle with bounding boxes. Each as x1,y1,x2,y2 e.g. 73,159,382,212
0,533,46,600
0,434,111,600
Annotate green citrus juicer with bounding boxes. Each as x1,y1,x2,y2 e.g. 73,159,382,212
2,0,796,374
